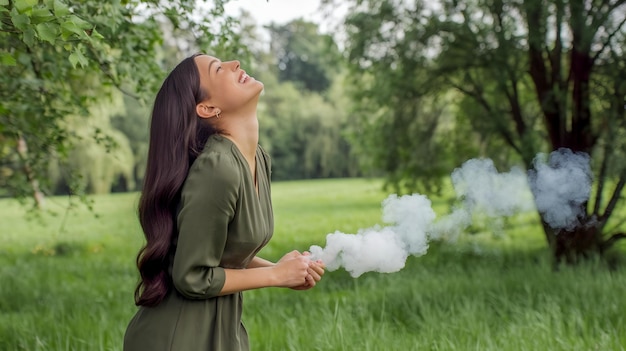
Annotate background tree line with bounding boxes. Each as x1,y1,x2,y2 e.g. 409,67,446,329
2,0,625,263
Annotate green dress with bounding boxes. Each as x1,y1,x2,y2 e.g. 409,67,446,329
124,135,274,351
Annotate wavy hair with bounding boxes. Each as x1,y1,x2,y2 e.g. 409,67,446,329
134,53,217,307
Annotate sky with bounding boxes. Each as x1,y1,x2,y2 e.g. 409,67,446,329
225,0,324,25
223,0,347,33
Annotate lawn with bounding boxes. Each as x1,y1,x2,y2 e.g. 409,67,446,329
1,178,624,350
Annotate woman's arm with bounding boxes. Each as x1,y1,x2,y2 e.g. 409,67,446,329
219,251,311,295
246,256,275,268
220,251,326,295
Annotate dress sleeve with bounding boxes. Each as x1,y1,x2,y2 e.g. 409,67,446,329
172,150,240,299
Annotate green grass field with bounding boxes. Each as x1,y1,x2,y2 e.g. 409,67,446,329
1,178,625,350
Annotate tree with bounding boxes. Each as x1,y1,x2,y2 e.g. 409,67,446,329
0,0,242,208
48,88,136,195
327,0,626,263
256,65,362,180
266,19,341,92
222,17,362,180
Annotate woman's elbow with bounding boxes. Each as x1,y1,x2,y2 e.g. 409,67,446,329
171,267,226,299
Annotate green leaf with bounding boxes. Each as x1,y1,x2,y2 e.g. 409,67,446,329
31,7,53,23
60,20,82,39
0,52,17,66
36,22,58,44
61,16,93,39
14,0,38,13
67,15,93,30
0,0,9,7
53,0,70,17
90,27,104,40
16,51,31,65
68,47,88,68
10,8,31,32
22,27,36,47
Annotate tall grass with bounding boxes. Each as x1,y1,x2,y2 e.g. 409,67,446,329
0,178,624,350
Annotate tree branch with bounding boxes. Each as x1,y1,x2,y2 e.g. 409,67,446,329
490,3,527,141
593,140,611,216
85,44,142,100
450,79,522,155
16,134,46,208
524,1,563,148
599,170,626,227
605,216,626,234
503,75,527,138
600,232,626,252
591,14,626,64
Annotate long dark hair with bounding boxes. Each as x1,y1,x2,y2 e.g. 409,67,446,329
134,53,217,307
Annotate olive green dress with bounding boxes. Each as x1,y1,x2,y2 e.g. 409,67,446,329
124,135,274,351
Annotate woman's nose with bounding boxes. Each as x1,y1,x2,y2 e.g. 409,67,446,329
227,60,240,71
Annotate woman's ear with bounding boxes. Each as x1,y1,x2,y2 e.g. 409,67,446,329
196,103,220,119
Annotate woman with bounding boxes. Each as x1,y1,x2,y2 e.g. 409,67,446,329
123,53,325,351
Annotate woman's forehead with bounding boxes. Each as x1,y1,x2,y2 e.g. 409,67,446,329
195,54,219,65
194,55,221,81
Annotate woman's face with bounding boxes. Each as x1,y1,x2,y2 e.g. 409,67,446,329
194,55,264,117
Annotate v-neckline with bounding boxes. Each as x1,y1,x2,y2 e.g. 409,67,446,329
230,141,260,198
218,135,261,198
252,160,259,197
248,149,259,198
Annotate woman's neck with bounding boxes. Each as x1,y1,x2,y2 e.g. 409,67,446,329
219,110,259,161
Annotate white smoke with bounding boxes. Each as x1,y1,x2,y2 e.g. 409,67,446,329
528,148,592,230
450,158,535,217
309,194,435,277
429,158,536,241
310,148,592,277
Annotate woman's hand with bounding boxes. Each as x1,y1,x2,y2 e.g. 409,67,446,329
289,252,326,291
272,251,325,290
272,250,312,288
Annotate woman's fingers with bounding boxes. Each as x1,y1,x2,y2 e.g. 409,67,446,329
307,267,322,282
308,260,325,275
278,250,301,263
305,273,315,287
273,254,311,287
277,250,327,289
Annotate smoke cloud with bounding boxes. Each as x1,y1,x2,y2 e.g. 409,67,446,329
309,194,435,277
309,148,593,277
528,148,592,230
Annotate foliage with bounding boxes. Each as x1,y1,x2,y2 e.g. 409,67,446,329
1,1,363,205
0,0,242,207
110,94,150,191
266,19,341,93
1,179,625,350
242,19,362,180
256,71,363,180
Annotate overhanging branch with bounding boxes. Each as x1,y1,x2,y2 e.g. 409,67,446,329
593,140,612,216
591,14,626,64
600,232,626,252
449,80,522,155
600,171,626,227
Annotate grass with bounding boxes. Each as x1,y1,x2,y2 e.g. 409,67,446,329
0,178,625,350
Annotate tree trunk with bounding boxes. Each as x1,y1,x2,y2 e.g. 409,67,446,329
17,135,46,209
542,215,603,265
